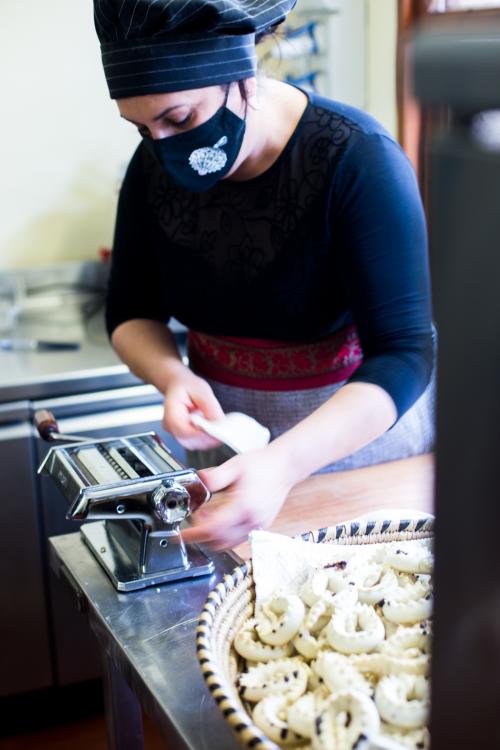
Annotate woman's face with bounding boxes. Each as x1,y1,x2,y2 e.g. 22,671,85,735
117,82,251,140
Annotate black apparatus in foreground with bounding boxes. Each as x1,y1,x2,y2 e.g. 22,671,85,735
413,22,500,750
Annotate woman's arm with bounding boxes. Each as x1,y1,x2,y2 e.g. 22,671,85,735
335,131,433,418
112,319,225,449
269,381,397,482
111,318,185,393
181,381,396,549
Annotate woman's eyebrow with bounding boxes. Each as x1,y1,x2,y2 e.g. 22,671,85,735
153,104,186,121
120,104,187,126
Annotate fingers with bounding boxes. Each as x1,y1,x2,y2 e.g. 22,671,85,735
198,459,241,493
181,509,257,550
181,484,262,549
182,524,250,551
192,382,225,421
162,374,225,446
180,522,224,545
177,433,223,451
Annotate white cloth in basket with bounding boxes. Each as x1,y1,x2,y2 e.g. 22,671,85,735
250,510,434,610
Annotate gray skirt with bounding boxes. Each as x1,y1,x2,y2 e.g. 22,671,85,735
186,363,436,474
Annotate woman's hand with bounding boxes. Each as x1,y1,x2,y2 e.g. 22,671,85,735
111,321,225,449
181,447,295,549
162,364,225,450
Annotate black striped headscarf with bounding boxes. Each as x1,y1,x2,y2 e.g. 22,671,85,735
94,0,297,99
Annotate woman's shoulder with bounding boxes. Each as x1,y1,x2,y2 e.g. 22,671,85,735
299,91,414,182
305,91,394,142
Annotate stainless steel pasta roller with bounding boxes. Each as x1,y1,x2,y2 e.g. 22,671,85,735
36,410,214,591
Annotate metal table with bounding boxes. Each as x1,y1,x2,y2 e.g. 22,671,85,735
49,533,243,750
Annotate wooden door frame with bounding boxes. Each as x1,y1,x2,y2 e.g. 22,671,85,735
397,1,500,192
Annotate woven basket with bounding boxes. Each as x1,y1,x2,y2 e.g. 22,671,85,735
196,517,434,750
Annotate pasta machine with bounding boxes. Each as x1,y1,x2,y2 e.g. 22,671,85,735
36,410,214,591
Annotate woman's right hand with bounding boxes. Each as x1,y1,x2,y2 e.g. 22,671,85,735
162,363,225,450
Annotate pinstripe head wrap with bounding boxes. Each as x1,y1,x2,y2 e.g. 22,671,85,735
94,0,296,99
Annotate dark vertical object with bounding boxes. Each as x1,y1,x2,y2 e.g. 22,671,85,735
414,27,500,749
397,1,437,180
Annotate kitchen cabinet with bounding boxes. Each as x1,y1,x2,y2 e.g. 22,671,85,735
0,401,53,694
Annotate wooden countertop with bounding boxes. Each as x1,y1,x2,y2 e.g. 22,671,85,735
235,453,434,559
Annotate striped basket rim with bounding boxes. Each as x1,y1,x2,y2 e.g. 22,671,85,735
196,517,434,750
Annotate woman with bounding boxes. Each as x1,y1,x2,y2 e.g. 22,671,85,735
94,0,435,549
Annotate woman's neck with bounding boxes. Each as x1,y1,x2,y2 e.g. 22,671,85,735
227,78,309,182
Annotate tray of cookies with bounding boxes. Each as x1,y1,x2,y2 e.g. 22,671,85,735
196,517,433,750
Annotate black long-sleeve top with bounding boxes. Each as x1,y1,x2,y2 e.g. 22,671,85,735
106,91,433,419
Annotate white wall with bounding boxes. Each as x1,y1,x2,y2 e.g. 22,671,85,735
0,0,398,270
366,0,398,135
365,0,398,137
0,1,139,270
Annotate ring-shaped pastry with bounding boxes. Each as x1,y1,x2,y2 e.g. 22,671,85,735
314,652,373,697
234,618,295,662
375,674,429,729
384,541,433,575
287,692,321,740
311,689,380,750
252,694,306,746
382,575,432,625
326,603,385,654
256,594,306,646
238,658,310,703
300,569,330,607
380,720,430,749
357,565,398,606
382,622,431,654
293,626,323,660
382,594,433,625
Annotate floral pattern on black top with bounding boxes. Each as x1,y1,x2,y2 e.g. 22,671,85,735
145,105,362,286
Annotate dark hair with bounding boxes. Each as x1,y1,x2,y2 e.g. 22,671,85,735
234,23,282,102
256,23,282,45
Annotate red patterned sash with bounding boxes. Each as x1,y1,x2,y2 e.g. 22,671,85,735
187,325,363,391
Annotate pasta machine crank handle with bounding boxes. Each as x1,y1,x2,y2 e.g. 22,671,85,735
34,409,93,444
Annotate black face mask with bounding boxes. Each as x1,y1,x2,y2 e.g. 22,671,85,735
144,87,246,192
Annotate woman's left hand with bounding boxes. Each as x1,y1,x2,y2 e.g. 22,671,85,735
181,448,295,550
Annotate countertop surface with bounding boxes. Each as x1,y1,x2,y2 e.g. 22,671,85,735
50,453,434,750
0,262,133,403
0,261,186,404
0,309,136,404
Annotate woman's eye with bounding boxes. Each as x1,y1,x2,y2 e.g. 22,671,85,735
135,113,192,137
170,113,192,128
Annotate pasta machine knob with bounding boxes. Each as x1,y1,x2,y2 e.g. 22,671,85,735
152,481,191,524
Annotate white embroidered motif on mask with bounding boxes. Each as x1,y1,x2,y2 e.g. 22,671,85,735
188,136,228,175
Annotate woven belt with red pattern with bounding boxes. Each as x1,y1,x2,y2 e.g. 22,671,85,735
187,324,363,391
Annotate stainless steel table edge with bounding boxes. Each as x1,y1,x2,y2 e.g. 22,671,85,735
49,533,244,750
